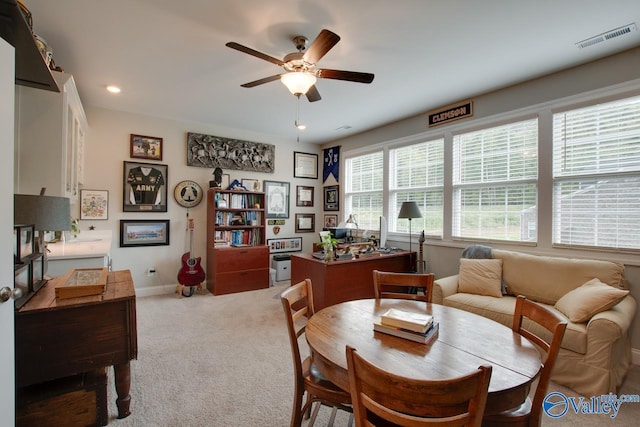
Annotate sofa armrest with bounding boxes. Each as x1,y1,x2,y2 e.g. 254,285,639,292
433,274,459,304
587,295,637,337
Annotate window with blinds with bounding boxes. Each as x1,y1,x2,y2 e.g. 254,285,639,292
552,95,640,250
390,139,444,236
452,119,538,241
344,151,384,230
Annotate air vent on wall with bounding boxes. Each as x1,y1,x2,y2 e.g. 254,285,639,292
575,23,637,49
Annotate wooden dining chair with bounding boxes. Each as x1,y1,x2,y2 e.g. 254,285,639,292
482,295,567,427
373,270,434,302
280,279,352,427
346,345,492,426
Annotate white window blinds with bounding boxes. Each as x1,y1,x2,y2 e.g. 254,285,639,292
345,151,384,230
390,139,444,236
552,95,640,250
453,119,538,241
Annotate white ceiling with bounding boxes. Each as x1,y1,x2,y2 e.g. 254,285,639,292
23,0,640,145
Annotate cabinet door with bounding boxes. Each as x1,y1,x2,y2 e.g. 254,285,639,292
215,246,268,272
64,103,75,196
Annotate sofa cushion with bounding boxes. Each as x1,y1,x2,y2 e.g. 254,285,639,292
492,250,625,305
458,259,503,298
444,294,588,354
555,278,629,323
444,293,515,326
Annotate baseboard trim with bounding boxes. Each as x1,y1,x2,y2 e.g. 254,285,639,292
136,284,181,298
633,348,640,365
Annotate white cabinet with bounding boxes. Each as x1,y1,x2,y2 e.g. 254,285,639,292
46,231,112,278
14,71,87,200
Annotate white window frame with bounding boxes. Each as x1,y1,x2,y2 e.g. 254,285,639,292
552,95,640,251
451,118,539,243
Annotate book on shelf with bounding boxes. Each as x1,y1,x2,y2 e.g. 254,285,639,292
380,308,433,333
373,320,439,344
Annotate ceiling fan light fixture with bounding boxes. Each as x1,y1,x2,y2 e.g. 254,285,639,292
280,72,316,95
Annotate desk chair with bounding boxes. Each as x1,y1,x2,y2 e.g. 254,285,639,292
281,279,352,427
482,295,567,427
346,345,492,426
373,270,434,302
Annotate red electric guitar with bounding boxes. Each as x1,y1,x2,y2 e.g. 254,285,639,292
177,215,205,296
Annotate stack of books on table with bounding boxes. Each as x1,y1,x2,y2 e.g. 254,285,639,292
373,308,439,344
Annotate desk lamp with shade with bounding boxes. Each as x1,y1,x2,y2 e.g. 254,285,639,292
14,189,71,278
397,201,422,258
344,214,358,243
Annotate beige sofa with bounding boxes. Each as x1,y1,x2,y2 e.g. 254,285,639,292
433,249,636,397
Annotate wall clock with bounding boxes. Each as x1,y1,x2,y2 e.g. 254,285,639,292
174,180,203,208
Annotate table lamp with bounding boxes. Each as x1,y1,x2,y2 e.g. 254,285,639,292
345,214,358,243
397,201,422,255
14,190,71,276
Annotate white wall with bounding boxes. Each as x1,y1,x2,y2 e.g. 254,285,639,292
82,107,322,295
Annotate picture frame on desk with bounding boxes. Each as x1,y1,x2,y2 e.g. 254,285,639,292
14,224,34,264
14,262,31,309
120,219,170,247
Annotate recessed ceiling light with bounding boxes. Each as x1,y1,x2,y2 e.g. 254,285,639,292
106,85,121,94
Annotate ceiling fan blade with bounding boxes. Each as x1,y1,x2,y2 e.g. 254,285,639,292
240,74,283,88
317,69,375,84
303,29,340,64
305,85,321,102
226,42,285,66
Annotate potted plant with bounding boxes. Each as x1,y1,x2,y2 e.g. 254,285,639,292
319,232,338,262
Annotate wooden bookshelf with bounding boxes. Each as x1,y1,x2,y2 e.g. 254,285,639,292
206,188,269,295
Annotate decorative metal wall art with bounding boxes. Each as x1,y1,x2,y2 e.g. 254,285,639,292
187,132,275,173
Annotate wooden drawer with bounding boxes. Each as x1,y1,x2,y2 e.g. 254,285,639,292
213,268,269,295
215,246,269,273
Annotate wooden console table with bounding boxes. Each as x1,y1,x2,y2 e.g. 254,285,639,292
291,251,414,310
15,270,138,419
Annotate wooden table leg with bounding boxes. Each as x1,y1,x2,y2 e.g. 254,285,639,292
114,362,132,418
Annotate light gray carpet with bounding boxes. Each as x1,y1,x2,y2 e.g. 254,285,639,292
106,283,639,426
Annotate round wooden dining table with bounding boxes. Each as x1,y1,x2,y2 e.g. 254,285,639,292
305,299,542,415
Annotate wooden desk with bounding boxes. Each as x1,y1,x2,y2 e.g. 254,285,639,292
15,270,138,419
291,251,413,310
305,299,541,415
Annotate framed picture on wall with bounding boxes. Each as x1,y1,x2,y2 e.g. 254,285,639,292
324,214,338,228
120,219,170,247
293,151,318,179
323,185,339,211
264,180,290,218
296,185,314,207
80,189,109,220
123,161,168,212
130,134,163,161
295,213,315,233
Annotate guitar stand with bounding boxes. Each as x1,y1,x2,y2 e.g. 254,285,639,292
175,283,205,298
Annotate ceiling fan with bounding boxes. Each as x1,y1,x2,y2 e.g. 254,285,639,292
226,29,374,102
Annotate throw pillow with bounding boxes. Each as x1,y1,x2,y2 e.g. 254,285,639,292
555,278,629,323
458,259,503,298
